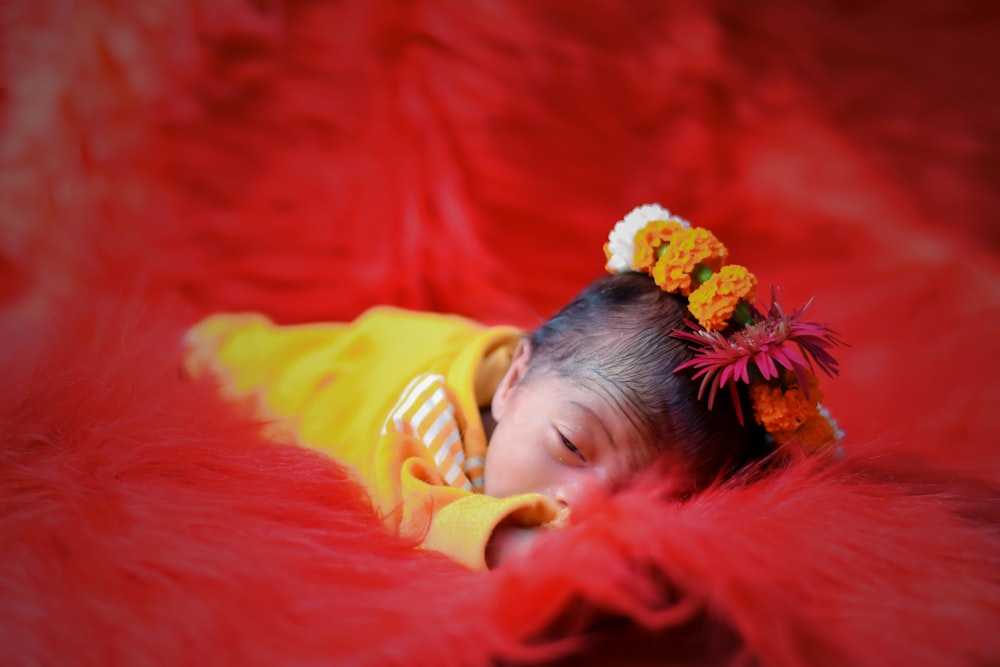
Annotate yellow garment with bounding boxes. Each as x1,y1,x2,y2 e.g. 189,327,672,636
185,307,560,570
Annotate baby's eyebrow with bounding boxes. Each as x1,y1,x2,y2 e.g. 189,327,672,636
569,401,616,450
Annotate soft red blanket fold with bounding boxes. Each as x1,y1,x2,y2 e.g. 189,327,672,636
3,302,998,666
2,1,999,664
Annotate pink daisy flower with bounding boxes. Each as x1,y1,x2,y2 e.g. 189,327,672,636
672,289,845,422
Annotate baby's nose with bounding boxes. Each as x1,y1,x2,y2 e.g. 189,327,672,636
551,477,611,510
548,484,575,511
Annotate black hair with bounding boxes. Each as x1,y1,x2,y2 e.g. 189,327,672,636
528,271,767,487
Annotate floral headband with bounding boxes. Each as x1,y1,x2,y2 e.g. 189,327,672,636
604,204,845,454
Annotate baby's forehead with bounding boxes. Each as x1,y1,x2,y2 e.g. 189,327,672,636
546,372,661,464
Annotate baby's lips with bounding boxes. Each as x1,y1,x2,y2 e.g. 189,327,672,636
545,506,572,530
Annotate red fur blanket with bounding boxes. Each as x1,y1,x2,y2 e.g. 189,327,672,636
2,1,998,665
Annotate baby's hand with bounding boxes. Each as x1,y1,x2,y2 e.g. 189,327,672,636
485,524,543,567
485,509,570,568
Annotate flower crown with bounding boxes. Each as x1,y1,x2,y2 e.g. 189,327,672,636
604,204,845,454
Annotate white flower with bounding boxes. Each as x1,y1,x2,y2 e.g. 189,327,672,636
817,403,845,441
604,203,690,272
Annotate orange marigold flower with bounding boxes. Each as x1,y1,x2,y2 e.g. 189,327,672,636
650,227,728,296
687,265,757,331
632,220,685,273
791,414,838,453
749,372,823,434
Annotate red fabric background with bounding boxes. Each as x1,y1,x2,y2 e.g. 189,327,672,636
2,1,998,665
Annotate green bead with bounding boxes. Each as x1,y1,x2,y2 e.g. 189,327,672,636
692,264,714,284
732,302,752,325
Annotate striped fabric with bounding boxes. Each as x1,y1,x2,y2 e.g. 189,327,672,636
382,373,484,492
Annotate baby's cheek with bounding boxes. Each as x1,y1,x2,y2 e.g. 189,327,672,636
482,440,519,497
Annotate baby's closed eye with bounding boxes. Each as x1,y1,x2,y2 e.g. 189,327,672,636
555,429,588,464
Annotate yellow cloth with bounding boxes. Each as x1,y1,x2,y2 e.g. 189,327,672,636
185,307,560,570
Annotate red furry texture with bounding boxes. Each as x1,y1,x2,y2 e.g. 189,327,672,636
2,0,999,664
3,303,999,666
0,302,580,667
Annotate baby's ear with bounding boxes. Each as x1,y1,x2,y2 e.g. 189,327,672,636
491,339,532,421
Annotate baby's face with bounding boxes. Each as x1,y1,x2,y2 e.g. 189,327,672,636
484,346,652,510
